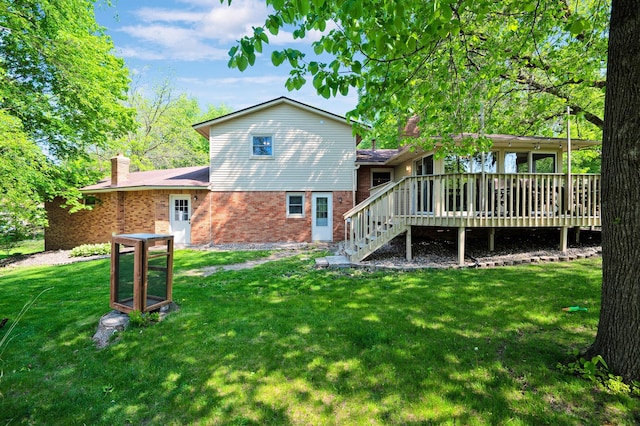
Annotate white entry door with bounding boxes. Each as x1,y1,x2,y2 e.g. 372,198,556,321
170,195,191,245
312,193,333,241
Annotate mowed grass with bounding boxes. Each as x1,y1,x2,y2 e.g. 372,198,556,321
0,238,44,260
1,250,638,425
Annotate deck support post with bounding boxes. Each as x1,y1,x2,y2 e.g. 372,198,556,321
560,226,569,252
458,226,466,266
405,226,412,261
575,227,581,244
488,228,495,251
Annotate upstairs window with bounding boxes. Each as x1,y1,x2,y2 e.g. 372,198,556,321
252,135,273,157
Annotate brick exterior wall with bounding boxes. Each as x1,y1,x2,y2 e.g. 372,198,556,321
208,191,352,244
45,189,208,250
45,189,351,249
45,193,119,250
356,166,373,204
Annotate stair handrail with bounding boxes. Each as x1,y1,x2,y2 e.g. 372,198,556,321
343,178,407,219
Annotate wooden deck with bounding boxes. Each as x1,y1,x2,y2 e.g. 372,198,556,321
344,173,601,263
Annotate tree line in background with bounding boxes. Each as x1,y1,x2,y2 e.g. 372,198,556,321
0,0,229,248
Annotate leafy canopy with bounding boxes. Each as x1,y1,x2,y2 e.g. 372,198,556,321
0,0,134,159
94,80,233,172
0,112,49,246
228,0,608,147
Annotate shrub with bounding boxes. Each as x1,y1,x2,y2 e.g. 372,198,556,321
128,310,160,328
69,243,110,257
557,350,640,396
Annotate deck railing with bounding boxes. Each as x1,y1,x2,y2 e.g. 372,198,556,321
344,173,600,261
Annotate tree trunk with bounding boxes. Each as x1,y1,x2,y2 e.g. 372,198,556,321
587,0,640,382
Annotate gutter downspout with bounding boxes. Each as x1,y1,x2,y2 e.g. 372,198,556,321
208,183,213,246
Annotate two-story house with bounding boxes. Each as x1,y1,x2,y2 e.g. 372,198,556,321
45,97,357,250
45,97,601,265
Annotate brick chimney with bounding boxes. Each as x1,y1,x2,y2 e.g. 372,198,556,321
110,154,130,187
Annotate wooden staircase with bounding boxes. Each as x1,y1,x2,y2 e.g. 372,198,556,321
343,181,408,262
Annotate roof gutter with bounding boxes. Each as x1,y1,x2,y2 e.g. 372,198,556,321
81,185,209,194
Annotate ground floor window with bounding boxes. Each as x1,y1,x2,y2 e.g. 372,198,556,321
287,193,305,218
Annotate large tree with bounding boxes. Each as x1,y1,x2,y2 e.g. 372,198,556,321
0,0,133,234
0,0,133,159
0,111,48,248
92,80,232,172
229,0,607,145
587,0,639,382
228,0,640,381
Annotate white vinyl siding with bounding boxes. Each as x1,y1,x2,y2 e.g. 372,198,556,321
208,102,355,191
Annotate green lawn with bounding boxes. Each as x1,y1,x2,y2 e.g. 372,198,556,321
0,238,44,260
1,250,638,425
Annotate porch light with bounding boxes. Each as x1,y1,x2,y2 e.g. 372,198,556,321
110,234,174,314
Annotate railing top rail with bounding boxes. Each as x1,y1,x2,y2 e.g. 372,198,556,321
344,172,601,220
343,177,409,218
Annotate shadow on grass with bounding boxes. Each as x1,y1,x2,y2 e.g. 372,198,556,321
2,254,636,425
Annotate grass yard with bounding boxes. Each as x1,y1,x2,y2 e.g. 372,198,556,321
1,249,638,425
0,238,44,260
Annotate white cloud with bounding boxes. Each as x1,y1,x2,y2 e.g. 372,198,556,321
133,8,202,24
177,75,287,86
118,24,230,61
197,0,270,42
116,0,272,62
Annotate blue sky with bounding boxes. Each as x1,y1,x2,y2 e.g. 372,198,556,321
94,0,358,117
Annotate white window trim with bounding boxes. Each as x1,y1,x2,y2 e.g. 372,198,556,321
286,192,305,218
250,134,275,159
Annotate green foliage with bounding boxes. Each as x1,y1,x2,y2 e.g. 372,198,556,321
571,146,602,173
228,0,608,147
69,243,110,258
0,0,134,160
94,80,232,172
0,0,133,237
558,350,640,396
0,112,51,248
127,310,160,328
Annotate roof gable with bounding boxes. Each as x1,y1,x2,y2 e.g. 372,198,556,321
192,97,353,138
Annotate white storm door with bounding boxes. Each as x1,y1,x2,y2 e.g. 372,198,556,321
170,195,191,244
312,193,332,241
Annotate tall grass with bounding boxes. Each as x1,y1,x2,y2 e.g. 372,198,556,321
0,251,638,425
